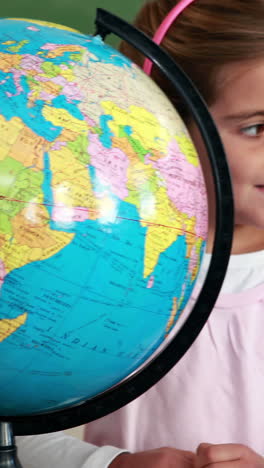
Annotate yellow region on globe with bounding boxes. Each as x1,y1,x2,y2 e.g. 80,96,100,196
0,114,48,171
9,125,47,171
176,134,199,167
190,237,204,281
183,215,197,257
2,41,16,45
0,116,25,160
42,106,88,134
142,190,200,279
48,144,98,215
141,186,184,278
59,67,76,82
102,101,171,155
1,201,74,275
166,297,178,335
45,45,85,59
7,40,29,53
0,312,27,342
1,230,74,276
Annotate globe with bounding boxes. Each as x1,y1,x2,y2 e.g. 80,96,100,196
0,17,209,419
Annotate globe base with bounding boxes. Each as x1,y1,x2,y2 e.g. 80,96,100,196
0,423,23,468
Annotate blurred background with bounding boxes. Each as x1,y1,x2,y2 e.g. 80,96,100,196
0,0,144,46
0,0,144,439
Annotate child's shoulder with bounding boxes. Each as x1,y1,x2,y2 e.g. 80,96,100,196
193,250,264,307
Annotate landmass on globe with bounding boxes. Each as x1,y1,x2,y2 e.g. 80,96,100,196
0,18,208,416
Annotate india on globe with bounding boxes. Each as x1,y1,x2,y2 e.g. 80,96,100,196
0,18,208,417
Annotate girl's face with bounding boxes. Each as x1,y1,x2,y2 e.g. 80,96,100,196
189,59,264,233
208,59,264,230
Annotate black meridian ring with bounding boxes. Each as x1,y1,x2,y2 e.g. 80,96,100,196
7,9,234,435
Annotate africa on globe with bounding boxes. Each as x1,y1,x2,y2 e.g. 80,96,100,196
0,18,207,416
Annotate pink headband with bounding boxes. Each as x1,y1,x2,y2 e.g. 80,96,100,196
143,0,197,75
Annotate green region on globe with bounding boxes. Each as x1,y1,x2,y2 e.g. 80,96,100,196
0,18,208,416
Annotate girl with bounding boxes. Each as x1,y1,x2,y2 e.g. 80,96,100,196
17,1,264,466
84,0,264,465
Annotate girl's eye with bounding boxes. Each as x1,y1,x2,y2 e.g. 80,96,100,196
241,124,264,137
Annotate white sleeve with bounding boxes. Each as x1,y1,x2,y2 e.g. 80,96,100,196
17,432,127,468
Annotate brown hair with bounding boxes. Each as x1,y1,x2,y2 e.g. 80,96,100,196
120,0,264,119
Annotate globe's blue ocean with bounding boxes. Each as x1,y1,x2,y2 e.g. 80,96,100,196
0,201,192,414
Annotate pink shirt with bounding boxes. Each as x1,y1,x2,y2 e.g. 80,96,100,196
84,282,264,455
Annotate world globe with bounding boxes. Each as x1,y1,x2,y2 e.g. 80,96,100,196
0,13,233,444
